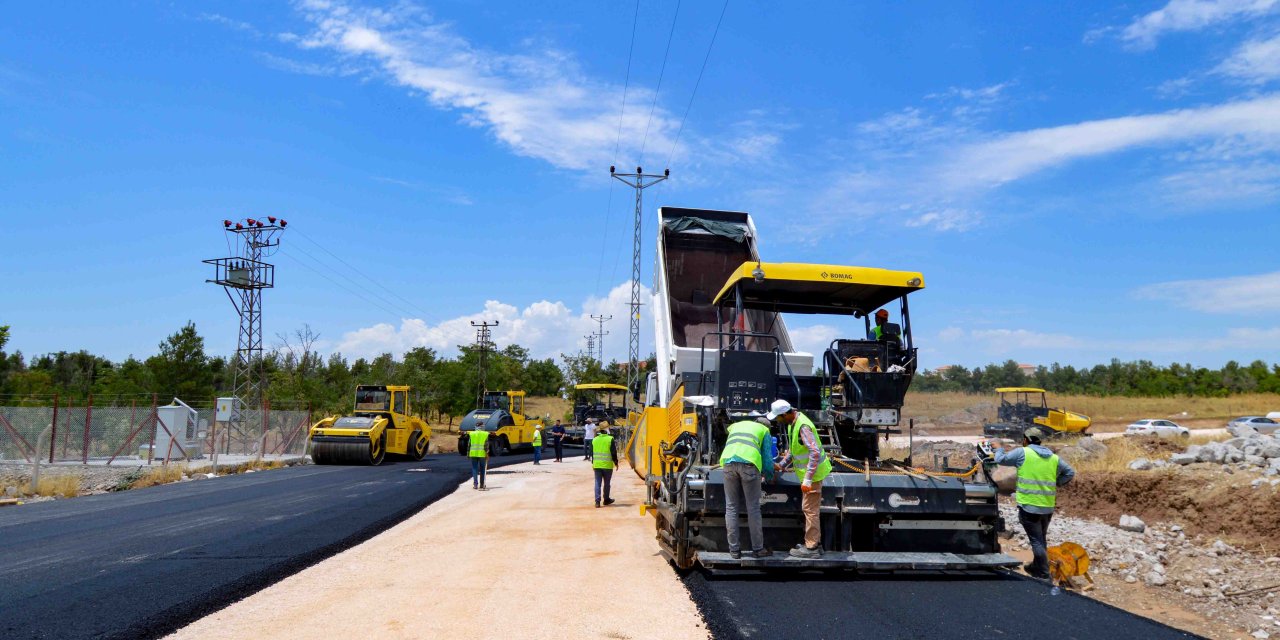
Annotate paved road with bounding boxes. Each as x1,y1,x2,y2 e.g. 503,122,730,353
684,570,1201,639
0,452,534,640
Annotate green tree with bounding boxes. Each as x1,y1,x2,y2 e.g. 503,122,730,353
145,322,213,401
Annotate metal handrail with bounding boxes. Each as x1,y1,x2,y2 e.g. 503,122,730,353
698,331,780,372
826,347,865,406
775,346,803,409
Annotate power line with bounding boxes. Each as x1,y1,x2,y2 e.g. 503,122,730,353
278,243,420,321
289,226,435,320
598,0,642,299
666,0,729,169
639,0,682,165
277,250,408,322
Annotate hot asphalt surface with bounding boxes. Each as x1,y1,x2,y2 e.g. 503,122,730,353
684,570,1201,639
0,451,537,640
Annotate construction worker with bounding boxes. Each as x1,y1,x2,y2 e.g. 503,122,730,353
467,427,491,490
719,416,775,559
768,399,830,558
993,427,1076,580
532,424,543,465
592,428,618,508
550,419,566,462
869,309,890,340
583,418,596,461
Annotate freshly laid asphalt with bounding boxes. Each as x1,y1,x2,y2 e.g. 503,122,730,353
684,570,1202,639
0,451,537,640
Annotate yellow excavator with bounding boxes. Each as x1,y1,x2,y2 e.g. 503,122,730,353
309,385,431,465
982,387,1091,440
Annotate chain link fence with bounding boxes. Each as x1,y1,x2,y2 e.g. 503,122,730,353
0,396,312,466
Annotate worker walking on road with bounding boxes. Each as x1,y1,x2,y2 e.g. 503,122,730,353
532,424,543,465
994,427,1076,580
720,416,775,559
768,399,831,558
583,419,596,461
592,428,618,508
467,427,491,490
551,420,566,462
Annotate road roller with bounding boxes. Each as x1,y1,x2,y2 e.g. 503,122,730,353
309,385,431,465
457,390,545,456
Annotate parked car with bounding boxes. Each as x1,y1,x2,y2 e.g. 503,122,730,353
1227,416,1279,435
1124,419,1191,439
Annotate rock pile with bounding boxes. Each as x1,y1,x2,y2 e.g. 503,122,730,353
1001,501,1280,638
1163,432,1280,477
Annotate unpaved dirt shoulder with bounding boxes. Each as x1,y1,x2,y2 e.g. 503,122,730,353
167,460,707,640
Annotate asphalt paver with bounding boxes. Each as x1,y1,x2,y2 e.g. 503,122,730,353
684,569,1202,639
0,453,533,640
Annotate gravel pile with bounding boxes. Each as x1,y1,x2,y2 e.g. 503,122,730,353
1002,500,1280,638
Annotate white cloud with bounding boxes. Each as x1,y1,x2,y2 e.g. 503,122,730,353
933,324,1280,363
938,327,1086,353
1135,271,1280,313
1119,0,1280,49
787,323,844,358
942,93,1280,189
1217,33,1280,82
333,282,651,361
903,209,981,232
285,0,679,172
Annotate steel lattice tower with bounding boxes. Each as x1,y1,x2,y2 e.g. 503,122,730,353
204,217,286,452
471,320,498,405
610,166,668,407
590,314,611,366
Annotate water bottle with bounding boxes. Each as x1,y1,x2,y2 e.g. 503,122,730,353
1049,585,1061,596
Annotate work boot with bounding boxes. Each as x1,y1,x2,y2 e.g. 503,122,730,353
789,545,822,559
729,549,742,559
604,498,615,506
752,549,773,558
595,501,601,508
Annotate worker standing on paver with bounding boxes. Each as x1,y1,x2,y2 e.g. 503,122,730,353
592,428,617,508
532,424,543,465
719,416,775,559
768,399,830,558
467,427,490,490
583,418,596,461
551,419,566,462
993,426,1076,579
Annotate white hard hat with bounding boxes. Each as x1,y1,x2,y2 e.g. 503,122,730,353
766,399,793,420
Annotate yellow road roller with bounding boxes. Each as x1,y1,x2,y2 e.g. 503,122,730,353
309,385,431,465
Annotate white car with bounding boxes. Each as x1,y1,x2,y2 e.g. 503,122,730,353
1228,416,1279,435
1125,419,1190,439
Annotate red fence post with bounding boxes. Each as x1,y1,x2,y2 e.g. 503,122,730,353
81,394,93,465
146,394,158,465
49,393,59,464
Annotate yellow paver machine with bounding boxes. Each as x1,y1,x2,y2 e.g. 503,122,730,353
628,207,1018,572
982,387,1091,440
309,385,430,465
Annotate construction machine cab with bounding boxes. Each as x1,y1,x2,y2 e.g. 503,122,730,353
572,383,628,426
709,262,923,461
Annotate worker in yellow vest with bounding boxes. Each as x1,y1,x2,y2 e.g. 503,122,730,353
719,417,776,559
768,399,831,559
591,430,618,508
994,427,1076,579
532,424,543,465
467,427,491,491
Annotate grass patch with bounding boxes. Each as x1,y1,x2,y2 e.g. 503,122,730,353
130,464,188,489
20,475,82,498
224,459,284,474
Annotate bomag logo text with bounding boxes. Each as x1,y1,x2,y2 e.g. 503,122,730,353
822,272,855,280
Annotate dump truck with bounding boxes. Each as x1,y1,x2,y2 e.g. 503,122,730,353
626,207,1016,572
982,387,1091,440
457,390,545,456
309,385,431,465
572,383,629,426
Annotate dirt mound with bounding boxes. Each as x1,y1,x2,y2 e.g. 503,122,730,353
1059,470,1280,552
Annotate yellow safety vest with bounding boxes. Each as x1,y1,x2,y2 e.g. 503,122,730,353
592,434,615,470
718,420,769,471
468,429,490,458
1016,447,1059,509
532,429,542,447
788,412,831,483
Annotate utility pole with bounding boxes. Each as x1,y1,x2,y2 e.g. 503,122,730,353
471,320,498,407
205,216,286,454
583,334,596,362
611,166,668,409
590,314,612,366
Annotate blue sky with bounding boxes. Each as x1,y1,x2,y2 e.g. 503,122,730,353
2,0,1279,370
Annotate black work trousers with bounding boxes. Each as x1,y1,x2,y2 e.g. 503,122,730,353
1018,507,1053,577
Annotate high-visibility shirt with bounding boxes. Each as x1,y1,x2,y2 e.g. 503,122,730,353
1015,447,1059,509
718,420,770,471
468,429,490,458
871,325,884,340
788,412,831,483
592,434,615,470
532,429,542,447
